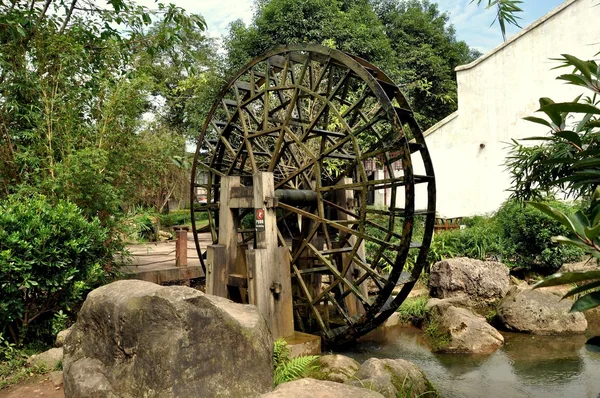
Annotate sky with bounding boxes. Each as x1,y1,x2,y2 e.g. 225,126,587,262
136,0,567,54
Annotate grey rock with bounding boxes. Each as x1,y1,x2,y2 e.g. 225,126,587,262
429,258,510,306
49,370,64,387
497,285,587,334
424,297,470,311
427,301,504,354
559,258,599,274
262,378,384,398
55,327,72,347
63,280,273,398
28,347,63,370
317,355,360,383
65,357,116,398
348,358,438,398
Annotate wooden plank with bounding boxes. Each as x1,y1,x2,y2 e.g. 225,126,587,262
247,172,294,339
228,273,248,289
206,245,228,297
335,177,368,317
217,176,247,297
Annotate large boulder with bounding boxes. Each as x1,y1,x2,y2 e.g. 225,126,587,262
497,285,587,334
347,358,438,398
426,299,504,354
429,258,510,306
316,355,360,383
28,347,63,370
262,378,384,398
559,258,599,273
63,280,273,398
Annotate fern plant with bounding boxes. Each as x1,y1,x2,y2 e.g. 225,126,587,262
272,338,319,387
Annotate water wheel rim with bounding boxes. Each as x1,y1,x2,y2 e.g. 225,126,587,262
191,44,435,346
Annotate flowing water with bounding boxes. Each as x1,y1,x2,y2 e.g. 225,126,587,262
337,326,600,398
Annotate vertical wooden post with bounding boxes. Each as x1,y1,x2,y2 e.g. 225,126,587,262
206,244,227,297
173,226,189,267
336,178,367,316
246,172,294,339
207,176,242,299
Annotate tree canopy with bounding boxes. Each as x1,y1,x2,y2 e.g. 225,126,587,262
224,0,481,129
0,0,219,218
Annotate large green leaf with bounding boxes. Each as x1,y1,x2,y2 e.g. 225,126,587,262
541,102,600,115
573,158,600,169
537,97,563,127
570,210,591,238
533,271,600,289
523,116,552,128
585,223,600,241
557,74,593,89
527,202,577,233
554,131,582,147
561,54,593,82
564,280,600,299
552,235,594,250
584,120,600,128
571,291,600,312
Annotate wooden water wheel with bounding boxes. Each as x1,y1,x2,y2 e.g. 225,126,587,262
191,44,435,347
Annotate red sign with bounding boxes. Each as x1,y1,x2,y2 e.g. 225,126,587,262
256,209,264,220
255,208,265,231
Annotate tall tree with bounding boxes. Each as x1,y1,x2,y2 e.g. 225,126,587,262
374,0,481,128
224,0,480,129
224,0,394,74
0,0,215,217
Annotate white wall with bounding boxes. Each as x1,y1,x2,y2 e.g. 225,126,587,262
422,0,599,217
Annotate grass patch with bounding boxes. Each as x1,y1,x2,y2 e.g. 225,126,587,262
485,308,500,327
423,316,451,352
0,337,48,390
397,296,429,326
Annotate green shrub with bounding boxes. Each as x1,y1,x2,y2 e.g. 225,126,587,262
428,216,507,264
428,199,584,274
495,199,585,272
159,209,207,228
0,194,120,345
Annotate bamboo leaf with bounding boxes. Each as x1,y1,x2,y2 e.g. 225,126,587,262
554,131,582,147
570,292,600,312
533,271,600,289
522,116,552,128
541,102,600,115
527,202,577,233
564,280,600,299
562,54,593,82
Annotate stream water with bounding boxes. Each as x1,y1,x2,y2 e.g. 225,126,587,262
337,326,600,398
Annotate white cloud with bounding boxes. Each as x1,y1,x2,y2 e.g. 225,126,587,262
135,0,255,37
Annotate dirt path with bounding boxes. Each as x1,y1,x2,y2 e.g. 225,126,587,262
0,374,64,398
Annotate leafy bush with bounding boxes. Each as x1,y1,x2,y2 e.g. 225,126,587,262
495,199,585,272
428,199,585,273
0,194,121,345
159,209,207,228
428,216,507,264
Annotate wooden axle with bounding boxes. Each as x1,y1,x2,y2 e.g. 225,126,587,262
228,188,322,209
